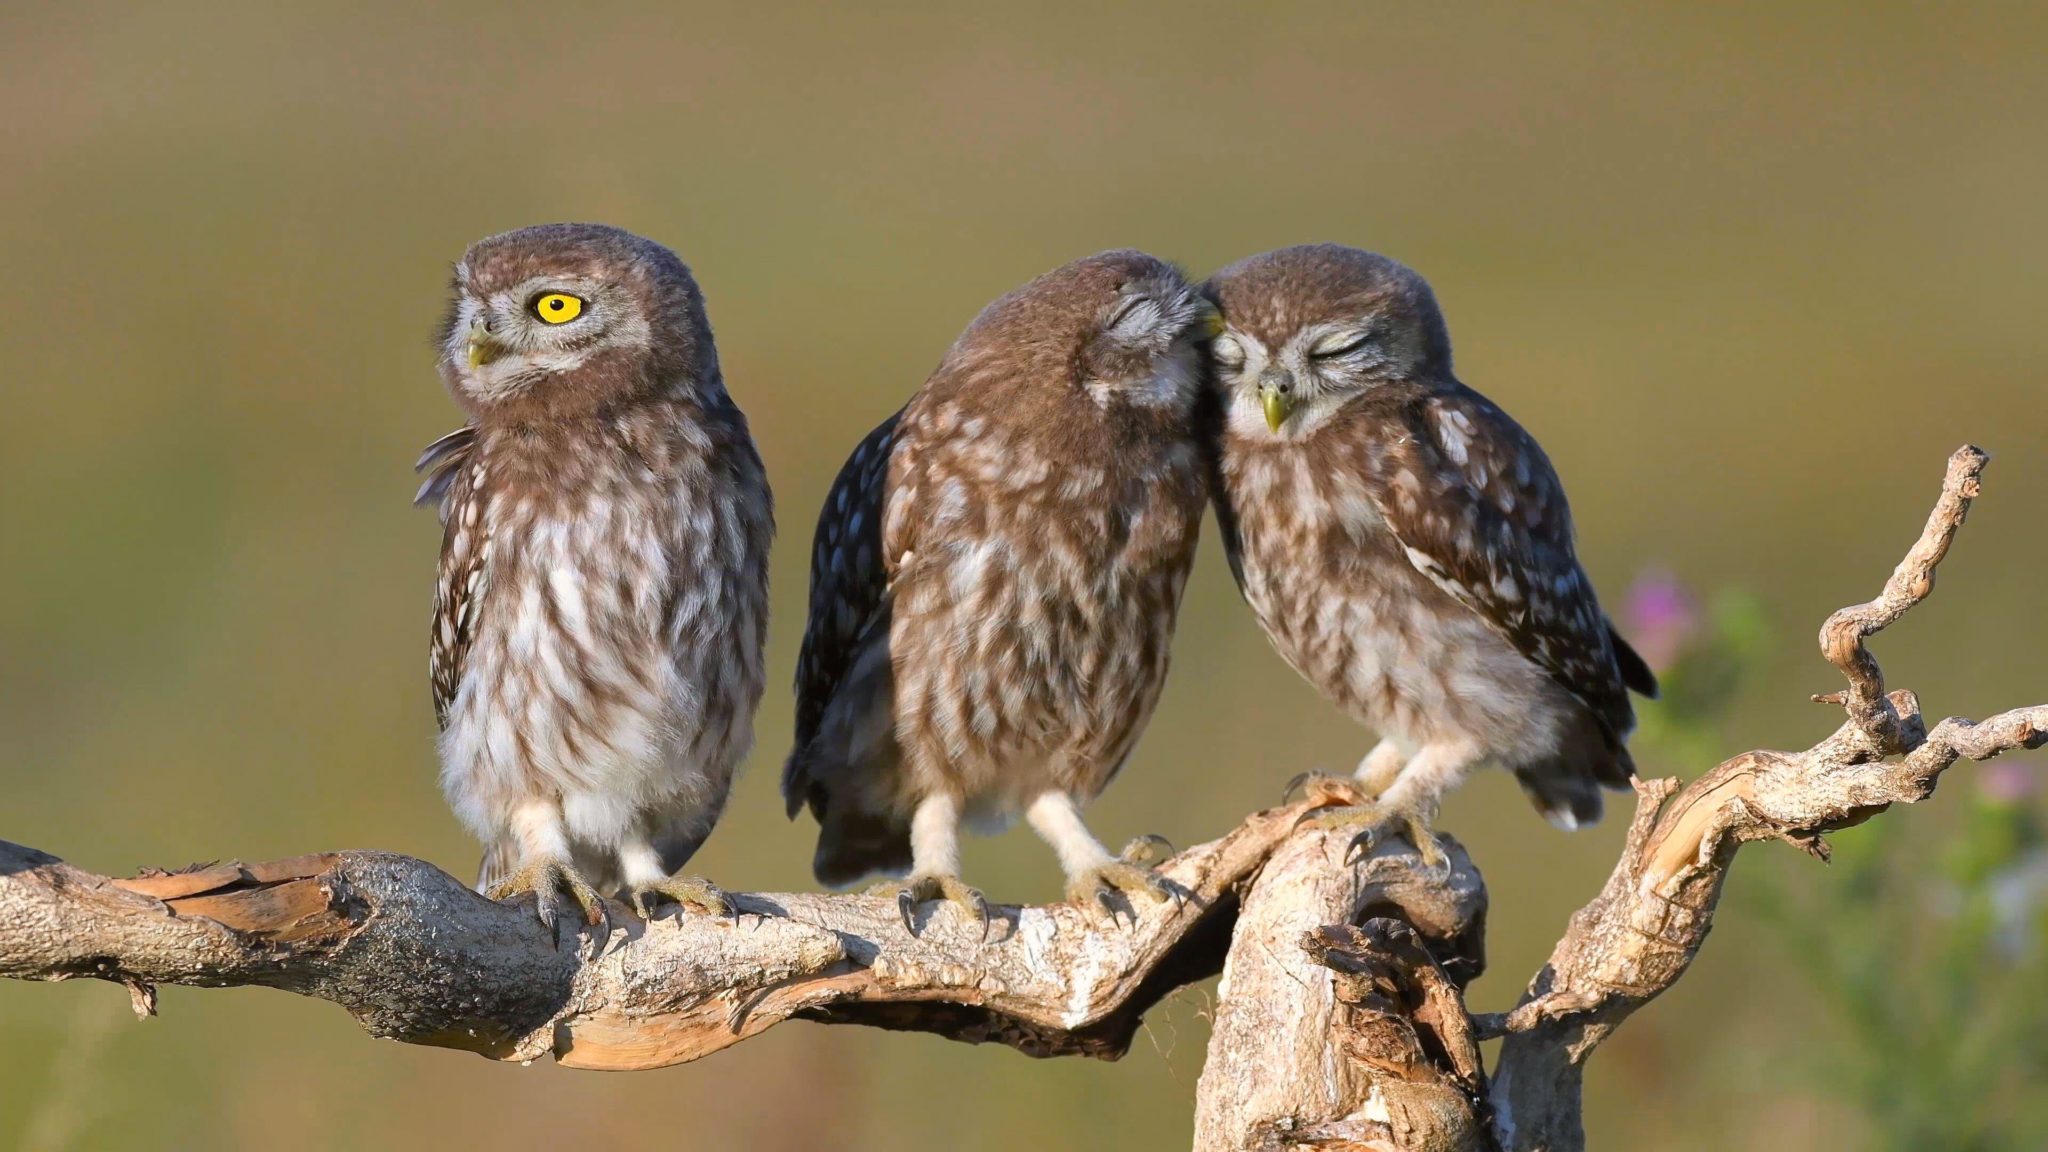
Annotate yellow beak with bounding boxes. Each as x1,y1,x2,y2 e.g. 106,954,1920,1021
1260,384,1291,432
466,321,499,370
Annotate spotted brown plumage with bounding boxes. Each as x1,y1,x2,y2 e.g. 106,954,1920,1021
416,223,773,938
1204,244,1655,859
785,250,1213,928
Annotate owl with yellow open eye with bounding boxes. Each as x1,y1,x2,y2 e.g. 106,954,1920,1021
415,222,773,941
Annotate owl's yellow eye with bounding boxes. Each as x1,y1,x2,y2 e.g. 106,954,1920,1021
532,293,584,324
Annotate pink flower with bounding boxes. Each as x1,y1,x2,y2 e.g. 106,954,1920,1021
1980,760,2040,805
1621,568,1701,674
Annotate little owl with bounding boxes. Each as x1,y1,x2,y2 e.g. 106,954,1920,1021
783,250,1214,932
1204,244,1657,865
415,223,773,939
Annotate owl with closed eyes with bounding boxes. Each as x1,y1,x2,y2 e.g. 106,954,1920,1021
1203,244,1657,865
414,223,773,939
783,250,1214,931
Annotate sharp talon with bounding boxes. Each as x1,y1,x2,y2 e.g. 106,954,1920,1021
1282,771,1315,803
628,876,731,922
972,896,991,944
1345,831,1375,866
898,890,917,935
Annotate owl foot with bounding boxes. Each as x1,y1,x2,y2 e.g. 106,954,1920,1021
1303,802,1448,873
1066,857,1177,928
487,858,612,949
1284,771,1375,809
630,875,731,922
877,873,990,941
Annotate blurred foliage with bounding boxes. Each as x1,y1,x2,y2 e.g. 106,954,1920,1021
1750,768,2048,1149
1631,576,2048,1150
1,3,2043,1150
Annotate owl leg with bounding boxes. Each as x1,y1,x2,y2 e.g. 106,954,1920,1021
1355,739,1408,795
1025,791,1177,927
485,801,612,948
875,792,989,939
617,836,731,921
1303,740,1483,872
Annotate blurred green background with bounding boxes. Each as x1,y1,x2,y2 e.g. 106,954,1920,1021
2,3,2043,1148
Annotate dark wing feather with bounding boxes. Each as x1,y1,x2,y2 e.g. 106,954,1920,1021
413,425,477,519
1360,386,1640,739
1198,375,1250,596
1608,623,1660,699
420,427,485,729
783,410,901,819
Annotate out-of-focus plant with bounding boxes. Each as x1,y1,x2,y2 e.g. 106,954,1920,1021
1621,569,2048,1149
1622,568,1771,769
1749,758,2048,1150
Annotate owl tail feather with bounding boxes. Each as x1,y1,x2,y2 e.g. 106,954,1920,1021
812,808,914,889
1516,714,1636,831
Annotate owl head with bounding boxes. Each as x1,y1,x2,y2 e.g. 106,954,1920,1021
1203,244,1453,438
948,249,1218,413
438,223,722,419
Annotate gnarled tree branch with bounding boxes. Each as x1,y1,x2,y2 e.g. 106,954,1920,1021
1,446,2039,1152
1482,445,2044,1152
0,795,1474,1074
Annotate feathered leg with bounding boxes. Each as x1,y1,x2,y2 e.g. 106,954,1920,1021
874,791,988,938
1302,738,1482,871
618,832,729,920
486,800,611,947
1025,790,1174,926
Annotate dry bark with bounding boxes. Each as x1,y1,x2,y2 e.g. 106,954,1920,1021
1481,445,2045,1151
0,800,1362,1069
1,446,2039,1151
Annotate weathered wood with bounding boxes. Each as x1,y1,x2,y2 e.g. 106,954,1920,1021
2,446,2039,1151
0,797,1446,1071
1193,802,1486,1149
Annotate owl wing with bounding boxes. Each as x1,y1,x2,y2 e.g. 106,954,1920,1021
1359,386,1650,738
1200,386,1252,596
417,426,485,729
783,409,902,818
413,425,476,520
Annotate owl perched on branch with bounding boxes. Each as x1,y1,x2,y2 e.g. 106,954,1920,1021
414,223,772,940
1204,245,1657,865
784,250,1214,932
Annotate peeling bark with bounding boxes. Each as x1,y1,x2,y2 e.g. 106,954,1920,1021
2,446,2039,1151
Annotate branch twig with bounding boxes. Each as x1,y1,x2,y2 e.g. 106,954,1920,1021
0,798,1462,1073
1487,445,2044,1152
0,445,2036,1152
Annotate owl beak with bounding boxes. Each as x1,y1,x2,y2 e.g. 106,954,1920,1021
1258,371,1294,432
466,320,501,370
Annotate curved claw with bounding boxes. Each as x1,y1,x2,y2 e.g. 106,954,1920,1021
1282,771,1318,804
1313,804,1447,873
488,857,611,951
1067,859,1174,929
1344,828,1379,867
630,875,731,922
892,874,990,941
